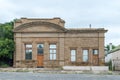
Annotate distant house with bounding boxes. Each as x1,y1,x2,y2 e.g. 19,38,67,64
13,17,107,68
105,45,120,70
105,53,112,63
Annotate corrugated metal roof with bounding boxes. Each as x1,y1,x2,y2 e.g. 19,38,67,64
109,45,120,53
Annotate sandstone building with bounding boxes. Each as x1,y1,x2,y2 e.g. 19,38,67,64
13,17,107,68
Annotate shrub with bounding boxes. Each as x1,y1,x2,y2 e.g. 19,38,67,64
0,62,10,68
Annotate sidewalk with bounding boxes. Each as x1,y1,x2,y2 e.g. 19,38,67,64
0,68,120,75
112,71,120,75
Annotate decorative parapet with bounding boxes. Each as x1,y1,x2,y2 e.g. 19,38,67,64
14,17,65,29
67,28,108,33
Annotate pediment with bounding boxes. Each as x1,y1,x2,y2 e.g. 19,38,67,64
14,21,67,32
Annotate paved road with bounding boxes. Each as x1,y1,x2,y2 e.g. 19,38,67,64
0,72,120,80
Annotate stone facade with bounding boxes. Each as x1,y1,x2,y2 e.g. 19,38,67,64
13,17,107,68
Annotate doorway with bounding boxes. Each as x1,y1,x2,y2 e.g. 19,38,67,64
92,49,99,66
37,44,44,68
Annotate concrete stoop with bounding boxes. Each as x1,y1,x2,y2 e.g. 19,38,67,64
62,66,109,74
63,66,109,71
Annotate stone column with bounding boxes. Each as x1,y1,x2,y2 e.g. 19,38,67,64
44,42,49,67
98,33,105,66
89,48,92,66
59,33,65,67
32,42,37,60
15,33,22,67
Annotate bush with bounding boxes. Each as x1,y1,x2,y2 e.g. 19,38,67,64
105,60,113,71
0,62,10,68
108,60,112,70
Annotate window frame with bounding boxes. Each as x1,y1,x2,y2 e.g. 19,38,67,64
93,49,99,55
49,44,57,60
70,49,76,62
82,49,89,62
37,43,44,55
25,44,32,60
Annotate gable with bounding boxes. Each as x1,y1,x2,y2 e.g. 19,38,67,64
14,21,67,32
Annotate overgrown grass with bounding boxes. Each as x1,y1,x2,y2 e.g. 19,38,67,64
0,62,10,68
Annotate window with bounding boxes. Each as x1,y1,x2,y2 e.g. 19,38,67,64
71,49,76,62
37,44,44,55
93,49,98,55
49,44,56,60
83,49,88,62
25,44,32,60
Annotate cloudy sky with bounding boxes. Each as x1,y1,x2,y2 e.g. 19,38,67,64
0,0,120,46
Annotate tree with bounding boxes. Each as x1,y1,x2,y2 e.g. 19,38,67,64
0,39,14,59
106,44,116,51
0,21,14,66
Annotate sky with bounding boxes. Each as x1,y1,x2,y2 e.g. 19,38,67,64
0,0,120,46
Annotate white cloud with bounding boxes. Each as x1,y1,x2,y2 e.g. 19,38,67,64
0,0,120,45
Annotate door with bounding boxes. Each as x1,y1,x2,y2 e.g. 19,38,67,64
93,55,99,66
37,54,44,67
37,44,44,68
92,49,99,66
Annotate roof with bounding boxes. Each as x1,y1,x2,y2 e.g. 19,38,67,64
109,45,120,53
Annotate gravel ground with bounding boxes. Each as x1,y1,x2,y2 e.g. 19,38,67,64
0,72,120,80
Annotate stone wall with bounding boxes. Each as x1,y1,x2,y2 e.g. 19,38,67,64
13,18,107,68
